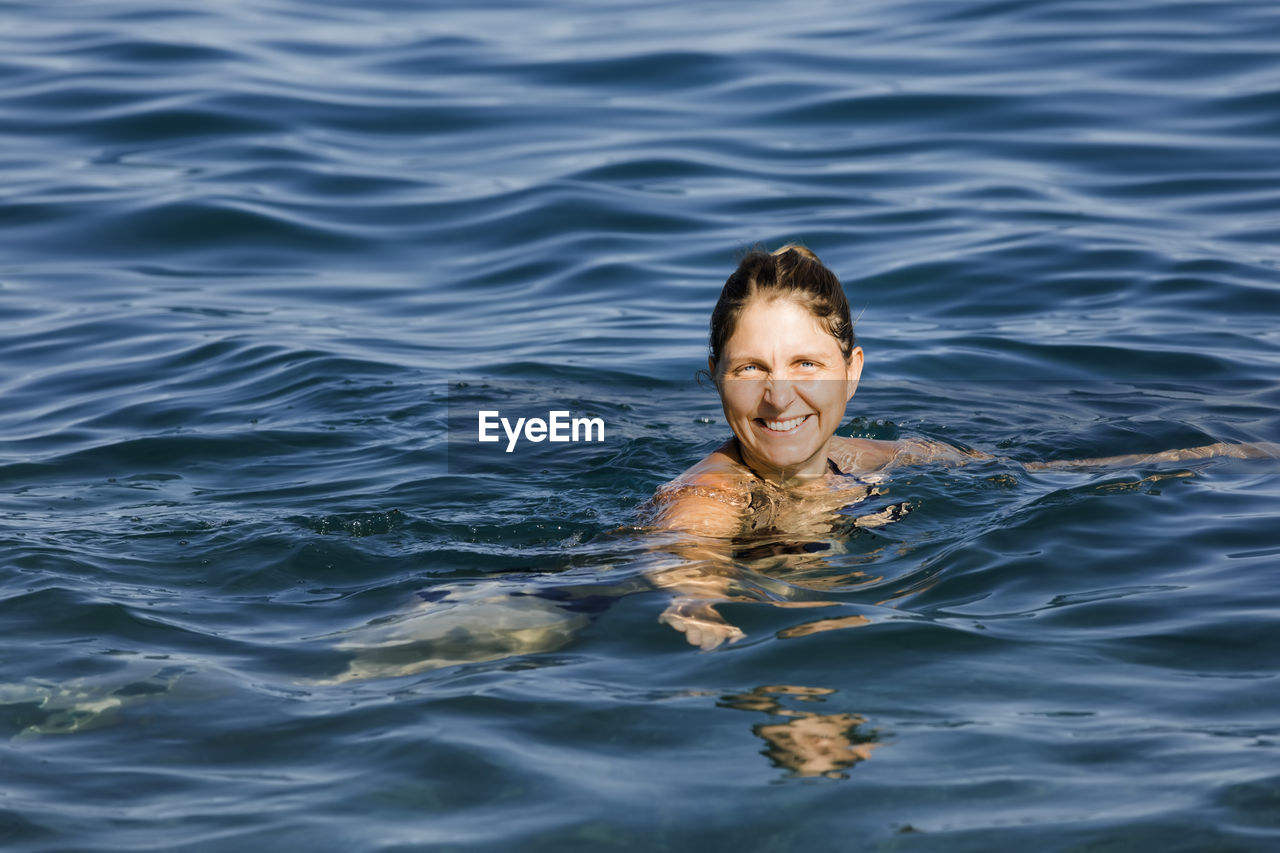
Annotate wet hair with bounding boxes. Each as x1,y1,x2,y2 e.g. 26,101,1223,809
708,244,856,371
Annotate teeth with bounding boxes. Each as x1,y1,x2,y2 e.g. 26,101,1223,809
764,415,807,431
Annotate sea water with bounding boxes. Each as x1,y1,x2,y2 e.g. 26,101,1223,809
1,0,1279,850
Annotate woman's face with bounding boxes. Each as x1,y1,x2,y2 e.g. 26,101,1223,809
713,296,863,483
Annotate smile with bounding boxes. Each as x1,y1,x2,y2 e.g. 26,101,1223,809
756,414,812,434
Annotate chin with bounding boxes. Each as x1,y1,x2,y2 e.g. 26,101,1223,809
755,446,823,473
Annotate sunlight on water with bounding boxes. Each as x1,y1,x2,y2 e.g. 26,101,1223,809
1,0,1279,850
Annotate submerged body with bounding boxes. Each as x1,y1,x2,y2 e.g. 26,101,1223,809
315,584,589,683
317,245,1274,674
648,433,938,539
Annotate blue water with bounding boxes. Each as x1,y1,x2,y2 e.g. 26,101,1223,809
3,0,1279,849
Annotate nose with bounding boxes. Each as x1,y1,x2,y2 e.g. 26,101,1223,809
763,377,796,412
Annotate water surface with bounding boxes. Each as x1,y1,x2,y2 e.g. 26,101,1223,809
2,0,1279,850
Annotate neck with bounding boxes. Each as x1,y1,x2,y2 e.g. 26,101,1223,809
733,437,833,487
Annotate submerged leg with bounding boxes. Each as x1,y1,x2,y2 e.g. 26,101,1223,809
315,582,594,684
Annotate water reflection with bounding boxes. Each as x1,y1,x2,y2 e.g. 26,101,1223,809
777,612,870,639
719,685,882,780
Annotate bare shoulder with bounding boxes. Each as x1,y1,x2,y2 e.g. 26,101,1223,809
827,436,900,474
646,442,752,537
830,435,994,473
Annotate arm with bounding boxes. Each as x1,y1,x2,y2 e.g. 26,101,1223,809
856,436,1278,473
645,474,856,649
829,435,994,474
1024,441,1280,471
644,476,752,649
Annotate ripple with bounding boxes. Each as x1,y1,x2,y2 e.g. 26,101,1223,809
3,0,1280,848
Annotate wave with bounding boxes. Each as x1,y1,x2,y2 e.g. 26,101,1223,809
2,1,1279,846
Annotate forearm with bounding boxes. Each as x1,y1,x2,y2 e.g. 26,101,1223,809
648,561,739,600
1024,441,1280,471
886,436,1278,472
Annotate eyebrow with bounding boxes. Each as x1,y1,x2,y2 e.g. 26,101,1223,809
725,352,832,367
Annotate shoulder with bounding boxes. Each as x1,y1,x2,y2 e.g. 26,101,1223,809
829,435,995,473
827,436,900,474
646,442,752,537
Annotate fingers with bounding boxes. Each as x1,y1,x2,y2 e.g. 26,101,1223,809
855,501,910,528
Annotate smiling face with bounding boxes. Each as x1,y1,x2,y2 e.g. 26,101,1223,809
713,296,863,483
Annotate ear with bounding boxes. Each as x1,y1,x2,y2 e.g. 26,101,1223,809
708,356,718,387
844,347,864,401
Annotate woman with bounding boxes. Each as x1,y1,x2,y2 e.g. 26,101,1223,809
646,245,1268,649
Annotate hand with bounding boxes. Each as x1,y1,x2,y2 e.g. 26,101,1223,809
659,599,746,650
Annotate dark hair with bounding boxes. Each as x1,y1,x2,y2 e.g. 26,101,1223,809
708,244,855,370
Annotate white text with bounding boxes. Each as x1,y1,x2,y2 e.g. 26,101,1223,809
477,410,605,452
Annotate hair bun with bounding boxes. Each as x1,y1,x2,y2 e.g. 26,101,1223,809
770,243,820,262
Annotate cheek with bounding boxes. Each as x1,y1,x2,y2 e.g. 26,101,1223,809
721,382,763,415
807,386,849,418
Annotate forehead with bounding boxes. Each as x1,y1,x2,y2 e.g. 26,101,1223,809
723,296,840,355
